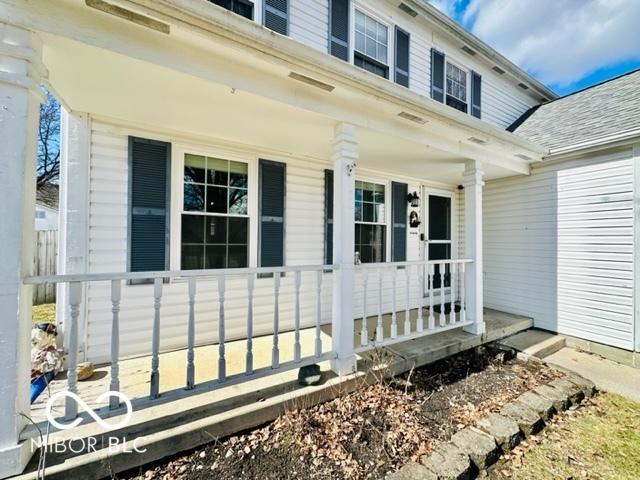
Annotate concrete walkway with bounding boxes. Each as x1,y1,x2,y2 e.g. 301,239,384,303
546,347,640,402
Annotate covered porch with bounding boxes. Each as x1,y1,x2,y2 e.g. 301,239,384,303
0,1,545,476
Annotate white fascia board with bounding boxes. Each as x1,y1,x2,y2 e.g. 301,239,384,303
546,129,640,159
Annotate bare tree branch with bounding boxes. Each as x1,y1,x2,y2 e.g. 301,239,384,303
36,91,61,189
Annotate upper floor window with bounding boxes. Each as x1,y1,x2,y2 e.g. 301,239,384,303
354,10,389,79
446,62,468,113
355,180,386,263
182,154,249,269
210,0,254,20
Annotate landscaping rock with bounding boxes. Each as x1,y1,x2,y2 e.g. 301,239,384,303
76,362,94,381
388,462,437,480
565,374,597,398
549,378,584,405
421,442,475,480
450,427,500,469
500,401,544,436
517,390,556,421
534,384,570,411
297,364,321,386
476,413,523,452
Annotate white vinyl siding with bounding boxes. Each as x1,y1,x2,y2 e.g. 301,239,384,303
289,0,328,52
408,31,430,97
483,150,635,350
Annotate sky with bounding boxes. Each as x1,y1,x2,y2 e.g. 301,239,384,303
428,0,640,96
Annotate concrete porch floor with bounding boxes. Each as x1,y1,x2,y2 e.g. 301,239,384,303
19,308,532,480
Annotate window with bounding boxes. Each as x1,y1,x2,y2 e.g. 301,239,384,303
446,62,468,113
35,210,46,219
181,154,249,270
209,0,254,20
354,10,389,79
355,181,386,263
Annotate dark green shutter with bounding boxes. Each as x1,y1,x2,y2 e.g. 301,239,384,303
329,0,349,61
324,169,334,264
471,71,482,118
128,137,171,272
430,48,445,102
264,0,288,35
394,27,410,88
259,159,286,267
391,182,408,262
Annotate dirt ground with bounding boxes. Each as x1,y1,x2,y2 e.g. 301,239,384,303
122,345,563,480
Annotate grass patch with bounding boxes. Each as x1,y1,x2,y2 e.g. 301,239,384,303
32,303,56,323
493,393,640,480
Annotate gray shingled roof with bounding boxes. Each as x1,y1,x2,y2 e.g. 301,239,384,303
509,69,640,152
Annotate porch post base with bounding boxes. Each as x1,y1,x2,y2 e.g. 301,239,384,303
330,355,358,377
0,441,33,479
463,320,486,336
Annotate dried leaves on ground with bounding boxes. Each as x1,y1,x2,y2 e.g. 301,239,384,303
124,346,562,480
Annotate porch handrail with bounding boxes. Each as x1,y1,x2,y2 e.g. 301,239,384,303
23,263,340,284
354,258,473,269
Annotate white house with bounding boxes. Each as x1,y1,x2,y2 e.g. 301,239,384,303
0,0,638,476
35,183,59,231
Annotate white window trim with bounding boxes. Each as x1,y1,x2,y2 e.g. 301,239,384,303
170,145,259,271
350,4,393,71
354,174,391,262
445,59,469,105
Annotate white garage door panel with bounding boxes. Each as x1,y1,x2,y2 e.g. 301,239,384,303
484,152,635,350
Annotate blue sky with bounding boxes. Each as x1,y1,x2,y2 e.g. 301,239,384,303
428,0,640,96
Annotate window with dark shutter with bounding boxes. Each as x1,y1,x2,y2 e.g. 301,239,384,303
471,71,482,119
430,48,445,102
264,0,288,35
391,182,407,262
395,27,410,88
128,137,171,273
259,160,286,267
324,169,334,265
329,0,349,61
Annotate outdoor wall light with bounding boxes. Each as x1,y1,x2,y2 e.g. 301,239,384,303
407,191,420,207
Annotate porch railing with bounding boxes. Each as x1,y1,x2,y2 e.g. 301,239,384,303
354,259,473,352
24,264,338,422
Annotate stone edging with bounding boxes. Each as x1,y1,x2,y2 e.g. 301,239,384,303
390,373,596,480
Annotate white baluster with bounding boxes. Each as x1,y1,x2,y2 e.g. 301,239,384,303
186,278,196,390
314,270,322,357
428,263,435,330
246,274,255,374
150,278,162,399
360,270,369,347
391,268,398,339
460,263,467,323
449,263,456,324
272,274,280,369
439,262,446,327
218,276,226,382
64,282,82,420
294,270,302,363
376,268,383,342
417,265,424,333
109,280,121,409
404,266,411,336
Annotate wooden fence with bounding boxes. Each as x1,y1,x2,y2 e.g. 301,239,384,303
33,230,58,305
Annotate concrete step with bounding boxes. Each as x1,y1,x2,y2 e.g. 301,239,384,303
498,330,565,359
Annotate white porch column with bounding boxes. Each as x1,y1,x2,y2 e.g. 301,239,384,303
463,160,486,335
330,123,358,375
57,110,91,358
0,23,45,477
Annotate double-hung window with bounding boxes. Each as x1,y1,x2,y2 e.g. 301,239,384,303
181,154,249,269
209,0,254,20
445,62,468,113
354,10,389,79
355,181,386,263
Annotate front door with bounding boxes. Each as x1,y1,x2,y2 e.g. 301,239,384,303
422,189,453,296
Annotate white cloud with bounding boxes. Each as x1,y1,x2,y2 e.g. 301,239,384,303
460,0,640,87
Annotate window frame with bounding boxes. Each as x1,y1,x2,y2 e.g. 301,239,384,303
354,176,391,264
445,59,469,112
351,5,392,79
210,0,255,20
170,145,259,271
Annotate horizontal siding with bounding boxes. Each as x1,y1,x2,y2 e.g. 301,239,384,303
289,0,328,53
482,77,537,129
483,150,635,350
408,30,430,97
